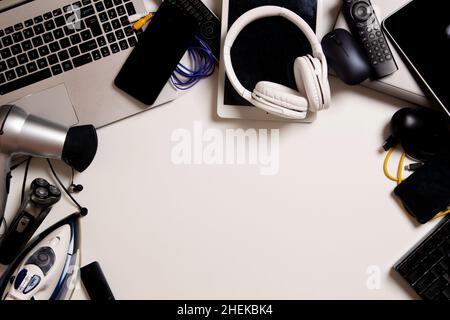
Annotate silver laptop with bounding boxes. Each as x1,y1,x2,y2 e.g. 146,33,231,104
0,0,178,128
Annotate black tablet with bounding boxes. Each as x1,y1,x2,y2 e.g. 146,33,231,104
383,0,450,116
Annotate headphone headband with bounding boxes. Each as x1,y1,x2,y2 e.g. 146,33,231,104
223,6,327,106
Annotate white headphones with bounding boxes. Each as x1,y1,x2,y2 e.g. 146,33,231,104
223,6,331,120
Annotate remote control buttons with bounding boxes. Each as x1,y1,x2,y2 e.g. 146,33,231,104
200,21,219,40
352,2,373,22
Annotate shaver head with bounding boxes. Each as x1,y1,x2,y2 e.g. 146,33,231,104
62,125,98,173
30,178,61,205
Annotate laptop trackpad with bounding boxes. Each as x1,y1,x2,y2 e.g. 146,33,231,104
11,84,79,127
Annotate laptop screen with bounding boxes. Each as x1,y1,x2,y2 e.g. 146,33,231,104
0,0,32,12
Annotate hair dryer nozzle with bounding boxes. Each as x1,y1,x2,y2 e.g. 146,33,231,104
62,125,98,172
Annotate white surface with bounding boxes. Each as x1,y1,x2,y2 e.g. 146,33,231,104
0,0,438,300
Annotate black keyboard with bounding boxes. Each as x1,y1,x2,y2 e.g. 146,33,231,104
395,216,450,300
0,0,141,95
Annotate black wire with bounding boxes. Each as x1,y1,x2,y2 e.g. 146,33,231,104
20,157,32,203
46,159,87,216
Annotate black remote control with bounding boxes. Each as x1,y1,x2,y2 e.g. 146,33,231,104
342,0,398,79
165,0,221,61
0,178,61,265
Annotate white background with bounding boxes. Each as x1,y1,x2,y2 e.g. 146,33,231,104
0,0,439,299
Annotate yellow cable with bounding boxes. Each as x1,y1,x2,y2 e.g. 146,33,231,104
133,13,154,30
384,148,449,220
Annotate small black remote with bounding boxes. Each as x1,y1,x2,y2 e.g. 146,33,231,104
342,0,398,79
165,0,221,61
0,178,61,265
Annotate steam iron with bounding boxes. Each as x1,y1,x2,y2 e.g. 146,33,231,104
0,214,80,300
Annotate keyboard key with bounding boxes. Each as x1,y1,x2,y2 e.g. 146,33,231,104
62,60,73,71
85,16,102,36
0,74,5,84
7,57,18,69
16,65,27,77
0,68,52,94
58,50,69,61
32,36,43,47
113,0,122,5
106,33,115,43
117,5,126,16
107,9,117,19
22,40,33,51
42,32,54,43
11,44,22,55
53,8,63,17
59,38,71,49
111,19,121,29
100,46,110,57
43,12,53,20
5,70,16,81
80,39,97,53
70,33,82,45
119,39,128,51
73,53,93,67
14,23,24,31
120,16,129,27
82,0,92,5
51,64,63,75
33,16,43,24
27,49,39,61
1,48,12,59
125,2,136,15
2,36,13,47
55,16,66,28
69,46,80,57
47,54,59,65
23,28,35,39
124,26,133,37
44,20,56,31
102,22,112,33
96,2,105,13
110,43,119,53
80,5,95,18
81,29,92,41
0,62,6,72
12,32,24,43
99,12,108,22
96,36,106,47
17,53,29,65
33,24,45,35
49,41,61,53
53,28,65,39
128,36,137,47
24,19,34,27
92,49,101,60
5,27,14,35
37,58,48,69
104,0,113,9
0,30,5,38
26,61,37,73
64,25,76,36
115,29,124,40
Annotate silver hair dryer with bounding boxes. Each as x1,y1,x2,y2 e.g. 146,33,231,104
0,105,98,222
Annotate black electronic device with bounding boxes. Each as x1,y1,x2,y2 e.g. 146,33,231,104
322,29,372,85
383,108,449,162
81,261,115,300
114,1,197,105
341,0,398,79
165,0,220,61
394,154,450,224
395,215,450,300
382,0,450,117
0,178,61,265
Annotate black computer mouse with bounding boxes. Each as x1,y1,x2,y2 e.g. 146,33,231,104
322,29,372,85
389,108,449,161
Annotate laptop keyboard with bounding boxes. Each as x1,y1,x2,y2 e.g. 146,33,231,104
0,0,141,95
395,216,450,300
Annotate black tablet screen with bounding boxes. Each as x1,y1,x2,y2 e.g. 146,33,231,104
224,0,317,107
383,0,450,116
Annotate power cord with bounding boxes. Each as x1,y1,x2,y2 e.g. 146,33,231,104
383,147,450,219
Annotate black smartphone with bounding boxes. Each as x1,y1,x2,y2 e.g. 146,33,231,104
114,2,197,105
394,154,450,224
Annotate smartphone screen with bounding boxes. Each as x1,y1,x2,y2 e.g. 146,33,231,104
115,2,197,105
394,154,450,224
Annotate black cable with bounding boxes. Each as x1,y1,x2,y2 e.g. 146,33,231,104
46,159,88,216
20,157,32,203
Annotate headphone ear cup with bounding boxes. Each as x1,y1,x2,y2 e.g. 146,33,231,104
253,81,308,112
294,56,322,112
